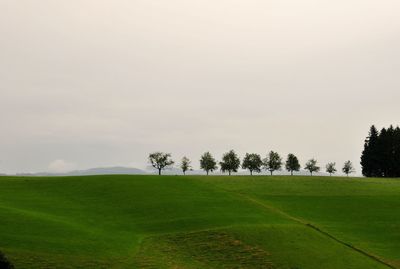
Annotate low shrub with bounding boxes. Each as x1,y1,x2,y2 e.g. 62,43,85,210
0,251,14,269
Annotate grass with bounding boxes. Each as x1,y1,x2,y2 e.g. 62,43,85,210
0,175,399,268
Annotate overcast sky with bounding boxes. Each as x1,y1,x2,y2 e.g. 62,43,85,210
1,0,399,174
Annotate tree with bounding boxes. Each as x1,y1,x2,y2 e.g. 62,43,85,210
304,159,320,176
148,152,174,175
285,153,300,176
360,125,400,177
361,125,380,177
220,150,240,176
394,126,400,177
242,153,262,175
180,156,191,175
325,162,337,176
379,126,398,177
200,152,218,175
342,160,355,177
263,151,282,175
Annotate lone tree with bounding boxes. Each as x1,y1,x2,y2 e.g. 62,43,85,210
242,153,262,175
180,156,191,175
285,153,300,176
263,151,282,175
342,160,355,177
326,162,337,176
220,150,240,176
200,152,218,175
148,152,174,175
304,159,320,176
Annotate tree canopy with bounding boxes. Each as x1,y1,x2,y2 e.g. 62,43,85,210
200,152,218,175
242,153,263,175
263,151,282,175
304,159,320,176
180,156,191,175
220,150,240,176
285,153,300,176
361,125,400,177
148,152,174,175
325,162,337,176
342,160,355,176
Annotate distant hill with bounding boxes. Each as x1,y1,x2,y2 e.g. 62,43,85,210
19,167,148,176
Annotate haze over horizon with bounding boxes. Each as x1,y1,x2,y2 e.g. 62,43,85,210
1,0,399,174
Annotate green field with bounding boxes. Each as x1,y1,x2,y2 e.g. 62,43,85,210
0,175,399,269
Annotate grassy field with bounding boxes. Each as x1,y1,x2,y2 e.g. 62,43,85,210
0,175,399,269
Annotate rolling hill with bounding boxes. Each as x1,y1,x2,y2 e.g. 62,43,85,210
0,175,399,268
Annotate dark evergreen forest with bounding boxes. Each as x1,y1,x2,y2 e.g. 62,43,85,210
361,125,400,177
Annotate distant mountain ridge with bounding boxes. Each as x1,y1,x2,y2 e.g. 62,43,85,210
17,167,147,176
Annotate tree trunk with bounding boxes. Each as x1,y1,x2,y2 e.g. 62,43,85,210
310,171,313,176
207,170,209,176
291,171,293,176
183,171,186,176
250,170,253,176
229,171,231,176
158,169,161,176
270,171,273,176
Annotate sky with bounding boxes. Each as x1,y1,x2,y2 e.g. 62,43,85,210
1,0,400,174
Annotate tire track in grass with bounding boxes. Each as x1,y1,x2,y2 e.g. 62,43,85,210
230,191,397,269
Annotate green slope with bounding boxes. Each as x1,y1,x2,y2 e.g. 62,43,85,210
0,175,398,268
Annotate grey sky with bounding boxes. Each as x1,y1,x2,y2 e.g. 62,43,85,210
1,0,399,174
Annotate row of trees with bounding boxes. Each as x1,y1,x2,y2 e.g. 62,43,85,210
361,125,400,177
149,151,355,176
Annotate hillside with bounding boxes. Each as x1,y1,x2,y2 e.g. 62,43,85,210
0,175,399,268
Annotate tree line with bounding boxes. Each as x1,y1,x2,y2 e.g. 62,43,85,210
361,125,400,177
149,151,355,176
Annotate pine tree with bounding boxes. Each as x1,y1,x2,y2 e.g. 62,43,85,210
378,127,389,177
361,125,400,177
394,127,400,177
361,125,379,177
